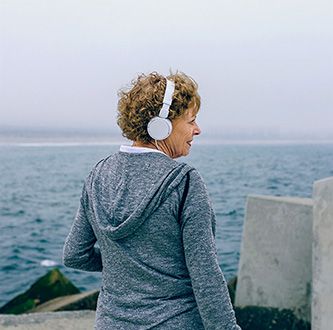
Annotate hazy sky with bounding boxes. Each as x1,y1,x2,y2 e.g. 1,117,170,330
1,0,332,139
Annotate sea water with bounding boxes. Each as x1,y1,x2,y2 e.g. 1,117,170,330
0,143,333,306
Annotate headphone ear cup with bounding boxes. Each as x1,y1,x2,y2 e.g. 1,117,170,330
147,117,172,140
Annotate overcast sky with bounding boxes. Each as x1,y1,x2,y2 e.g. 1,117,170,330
0,0,332,139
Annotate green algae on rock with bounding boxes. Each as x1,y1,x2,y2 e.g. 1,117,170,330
0,268,80,314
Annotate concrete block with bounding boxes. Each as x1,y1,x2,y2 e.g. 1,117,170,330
312,177,333,330
235,195,313,322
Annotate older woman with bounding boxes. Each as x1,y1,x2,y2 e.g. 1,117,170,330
63,72,241,329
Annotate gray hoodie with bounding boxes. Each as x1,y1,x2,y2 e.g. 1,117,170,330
63,150,241,329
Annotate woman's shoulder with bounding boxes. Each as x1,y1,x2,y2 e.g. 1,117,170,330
83,153,117,186
176,163,209,198
178,162,205,182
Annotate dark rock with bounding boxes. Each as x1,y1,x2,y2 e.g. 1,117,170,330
227,276,237,305
0,268,80,314
235,306,311,330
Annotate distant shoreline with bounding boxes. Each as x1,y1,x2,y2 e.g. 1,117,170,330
1,139,333,147
1,128,333,147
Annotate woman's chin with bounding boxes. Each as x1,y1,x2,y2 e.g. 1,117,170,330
182,149,190,157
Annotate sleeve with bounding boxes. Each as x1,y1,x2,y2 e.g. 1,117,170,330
62,181,103,272
180,169,241,330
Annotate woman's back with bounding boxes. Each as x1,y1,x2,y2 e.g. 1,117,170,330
89,151,201,328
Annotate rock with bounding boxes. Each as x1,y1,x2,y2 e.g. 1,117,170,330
234,306,311,330
30,290,99,313
0,269,80,314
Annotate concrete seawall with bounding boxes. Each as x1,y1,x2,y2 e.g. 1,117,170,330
0,311,95,330
235,176,333,329
235,195,313,322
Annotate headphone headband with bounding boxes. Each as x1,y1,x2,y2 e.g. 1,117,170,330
158,79,175,118
146,78,175,141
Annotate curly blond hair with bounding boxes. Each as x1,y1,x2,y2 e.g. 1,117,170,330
117,71,200,143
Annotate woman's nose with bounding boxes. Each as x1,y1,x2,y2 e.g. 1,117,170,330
194,123,201,136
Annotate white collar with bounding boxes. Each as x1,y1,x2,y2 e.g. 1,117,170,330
119,145,167,155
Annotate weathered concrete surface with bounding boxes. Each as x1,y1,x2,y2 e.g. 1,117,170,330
30,290,99,313
0,311,95,330
235,195,313,322
312,177,333,330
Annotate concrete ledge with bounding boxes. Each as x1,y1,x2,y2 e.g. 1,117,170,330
31,290,99,313
0,311,95,330
248,195,313,206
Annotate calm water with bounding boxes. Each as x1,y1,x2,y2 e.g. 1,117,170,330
0,143,333,306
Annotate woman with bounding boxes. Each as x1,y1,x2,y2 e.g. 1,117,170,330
63,72,241,329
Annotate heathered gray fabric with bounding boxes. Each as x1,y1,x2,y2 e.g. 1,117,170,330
63,151,241,330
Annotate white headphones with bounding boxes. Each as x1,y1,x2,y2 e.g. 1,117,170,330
147,79,175,140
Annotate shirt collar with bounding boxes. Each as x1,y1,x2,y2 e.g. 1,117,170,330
119,145,167,155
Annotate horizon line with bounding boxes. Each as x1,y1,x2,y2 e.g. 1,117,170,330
1,139,333,148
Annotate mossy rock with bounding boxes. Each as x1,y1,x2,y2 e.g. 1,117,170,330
0,268,80,314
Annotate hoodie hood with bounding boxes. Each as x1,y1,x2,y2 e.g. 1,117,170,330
86,157,192,241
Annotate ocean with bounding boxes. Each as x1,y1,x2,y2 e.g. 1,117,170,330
0,143,333,306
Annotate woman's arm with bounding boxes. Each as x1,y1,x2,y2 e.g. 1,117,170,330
180,169,241,330
63,183,102,272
